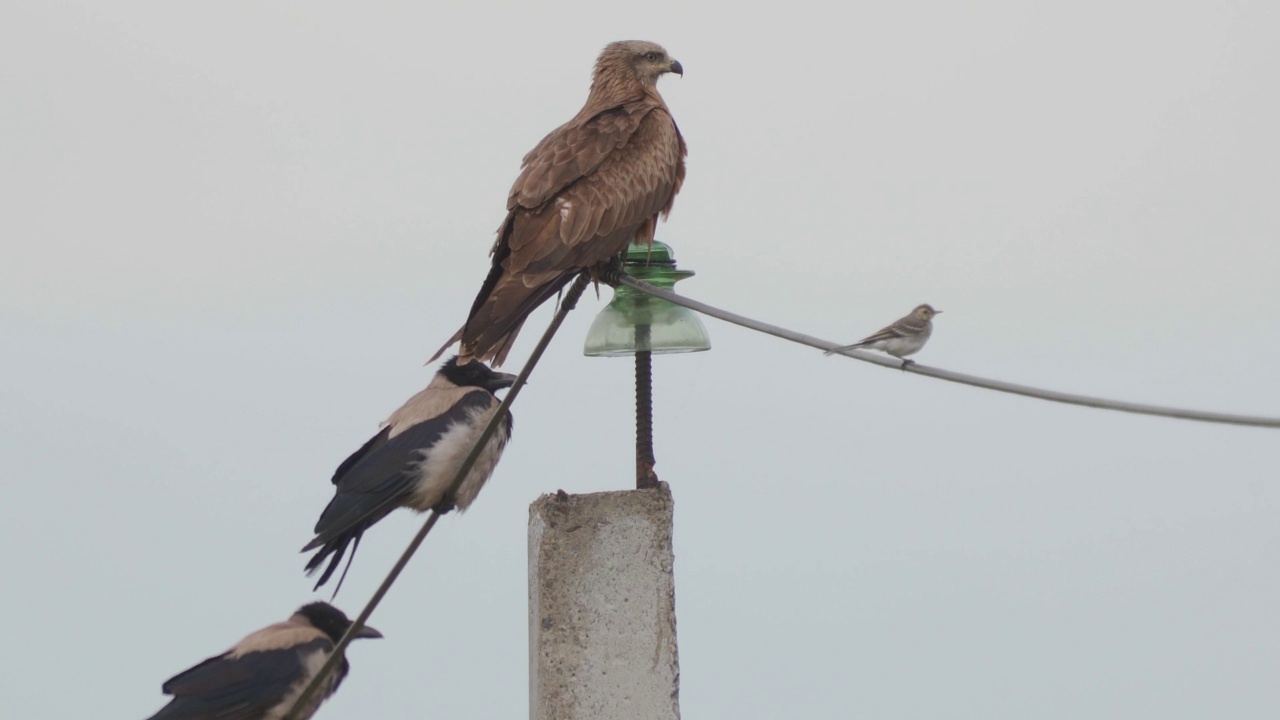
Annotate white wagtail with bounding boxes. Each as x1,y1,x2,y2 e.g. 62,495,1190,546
825,304,941,368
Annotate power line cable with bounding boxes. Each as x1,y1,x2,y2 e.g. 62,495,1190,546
608,271,1280,429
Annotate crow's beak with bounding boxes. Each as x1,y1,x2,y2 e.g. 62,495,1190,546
354,624,384,640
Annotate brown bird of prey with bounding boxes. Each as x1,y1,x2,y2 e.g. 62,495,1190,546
143,602,382,720
432,40,687,366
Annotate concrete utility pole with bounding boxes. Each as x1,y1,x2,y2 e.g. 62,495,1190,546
528,484,680,720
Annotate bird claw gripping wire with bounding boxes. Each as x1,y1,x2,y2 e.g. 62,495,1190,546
598,257,626,287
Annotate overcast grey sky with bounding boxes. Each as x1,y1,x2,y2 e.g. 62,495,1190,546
3,2,1279,718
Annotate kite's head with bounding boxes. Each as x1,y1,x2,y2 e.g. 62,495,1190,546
597,40,682,86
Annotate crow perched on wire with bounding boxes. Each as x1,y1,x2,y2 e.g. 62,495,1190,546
143,602,381,720
302,357,516,593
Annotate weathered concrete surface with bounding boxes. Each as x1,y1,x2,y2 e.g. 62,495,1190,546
529,484,680,720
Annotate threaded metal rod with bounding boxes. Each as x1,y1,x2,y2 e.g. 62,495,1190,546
635,344,658,489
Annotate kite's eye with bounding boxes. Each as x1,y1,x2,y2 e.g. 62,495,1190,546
644,52,661,61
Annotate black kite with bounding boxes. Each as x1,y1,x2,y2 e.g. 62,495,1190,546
433,40,687,365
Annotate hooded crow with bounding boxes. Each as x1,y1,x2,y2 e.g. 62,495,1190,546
144,601,381,720
302,356,516,592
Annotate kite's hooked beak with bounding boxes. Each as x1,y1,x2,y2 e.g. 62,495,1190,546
669,59,683,77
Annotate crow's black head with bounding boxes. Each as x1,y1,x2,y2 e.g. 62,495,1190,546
296,602,382,642
438,356,518,393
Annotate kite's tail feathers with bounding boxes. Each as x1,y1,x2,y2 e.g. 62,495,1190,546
461,272,577,367
465,318,530,368
427,326,464,364
481,319,529,367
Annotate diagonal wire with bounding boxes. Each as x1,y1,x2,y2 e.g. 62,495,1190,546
608,271,1280,429
282,272,593,720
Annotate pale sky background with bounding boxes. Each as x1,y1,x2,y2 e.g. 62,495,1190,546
3,2,1279,718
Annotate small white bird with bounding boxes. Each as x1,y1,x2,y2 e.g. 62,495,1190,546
825,304,942,368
